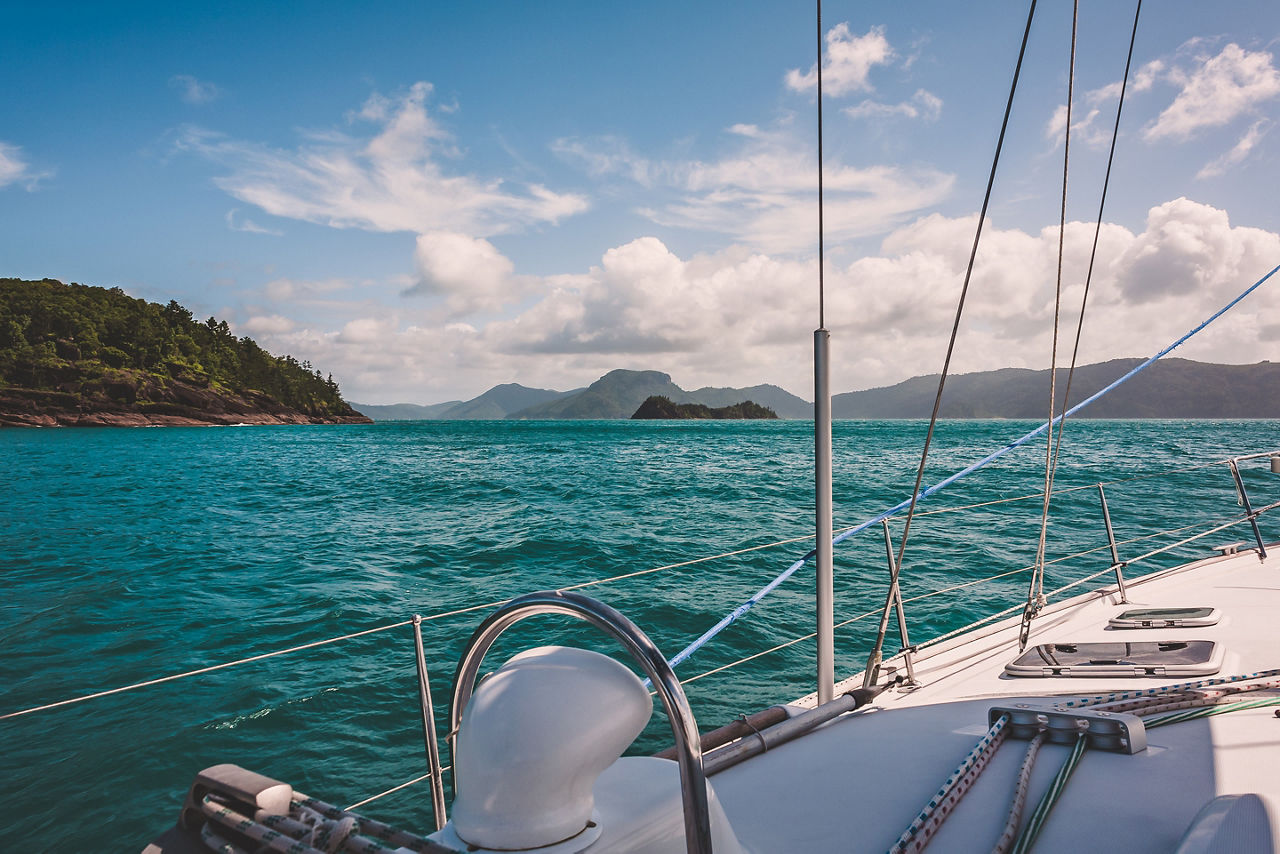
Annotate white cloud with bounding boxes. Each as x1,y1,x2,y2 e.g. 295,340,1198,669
411,231,518,314
561,125,954,253
550,136,656,186
170,74,222,105
1087,59,1166,104
786,24,894,97
0,141,52,190
1145,44,1280,141
250,196,1280,406
240,314,295,335
262,277,351,302
176,81,589,237
1196,120,1270,178
1043,105,1107,148
225,209,283,236
844,89,942,122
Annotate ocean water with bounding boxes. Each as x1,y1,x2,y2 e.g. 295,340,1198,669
3,418,1278,851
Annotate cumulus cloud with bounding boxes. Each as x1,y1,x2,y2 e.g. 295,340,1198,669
0,141,52,190
245,196,1280,406
170,74,222,104
176,81,589,237
410,231,518,314
786,24,894,96
1144,44,1280,141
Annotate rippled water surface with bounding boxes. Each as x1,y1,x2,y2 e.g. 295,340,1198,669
3,419,1279,850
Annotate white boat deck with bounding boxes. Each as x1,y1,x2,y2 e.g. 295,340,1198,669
711,546,1280,852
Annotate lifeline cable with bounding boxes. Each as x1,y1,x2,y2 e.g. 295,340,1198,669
664,260,1280,672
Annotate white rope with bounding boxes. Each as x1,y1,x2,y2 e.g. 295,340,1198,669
992,730,1046,854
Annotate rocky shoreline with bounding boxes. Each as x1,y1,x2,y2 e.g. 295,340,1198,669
0,384,372,428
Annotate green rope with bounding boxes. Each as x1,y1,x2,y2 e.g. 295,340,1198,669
1010,733,1088,854
1145,697,1280,729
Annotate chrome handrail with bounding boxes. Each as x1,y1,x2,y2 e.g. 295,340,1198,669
447,590,713,854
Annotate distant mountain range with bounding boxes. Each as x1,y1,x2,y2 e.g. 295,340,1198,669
834,358,1280,418
353,358,1280,421
354,370,810,420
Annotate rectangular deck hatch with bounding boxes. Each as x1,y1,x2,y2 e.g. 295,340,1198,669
1004,641,1222,677
1108,607,1220,629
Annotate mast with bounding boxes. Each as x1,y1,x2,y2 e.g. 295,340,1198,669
814,0,835,706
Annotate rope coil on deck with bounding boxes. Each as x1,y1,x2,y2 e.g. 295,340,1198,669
196,790,448,854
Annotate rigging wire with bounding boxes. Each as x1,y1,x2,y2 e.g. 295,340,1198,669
1048,0,1143,479
1022,0,1143,649
816,0,825,329
1024,0,1080,649
861,0,1039,682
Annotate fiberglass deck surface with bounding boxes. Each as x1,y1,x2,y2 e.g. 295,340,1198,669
709,547,1280,852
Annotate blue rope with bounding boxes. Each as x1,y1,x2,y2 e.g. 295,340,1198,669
666,262,1280,672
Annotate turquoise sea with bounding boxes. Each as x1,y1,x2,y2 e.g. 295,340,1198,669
3,419,1279,851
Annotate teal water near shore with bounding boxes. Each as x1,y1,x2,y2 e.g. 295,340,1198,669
3,419,1279,850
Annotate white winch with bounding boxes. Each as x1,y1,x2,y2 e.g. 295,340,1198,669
432,645,743,853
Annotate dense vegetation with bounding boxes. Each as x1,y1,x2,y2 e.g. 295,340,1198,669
0,278,357,418
632,395,778,420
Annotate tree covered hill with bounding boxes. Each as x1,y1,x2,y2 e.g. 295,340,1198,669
631,395,778,419
0,278,369,426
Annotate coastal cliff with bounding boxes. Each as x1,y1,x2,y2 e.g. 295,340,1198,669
0,278,370,427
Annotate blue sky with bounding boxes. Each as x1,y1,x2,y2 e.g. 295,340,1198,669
3,1,1279,404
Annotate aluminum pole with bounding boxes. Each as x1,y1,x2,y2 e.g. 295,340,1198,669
815,328,834,705
411,615,448,831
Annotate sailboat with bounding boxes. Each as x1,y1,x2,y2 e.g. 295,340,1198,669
141,3,1280,853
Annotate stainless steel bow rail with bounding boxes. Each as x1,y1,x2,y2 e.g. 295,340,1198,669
3,451,1278,819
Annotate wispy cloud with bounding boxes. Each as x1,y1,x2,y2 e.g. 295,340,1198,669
1197,120,1271,178
176,81,589,237
0,141,52,190
225,209,283,236
786,23,894,97
1043,105,1108,148
844,89,942,122
170,74,222,105
558,124,953,253
1144,43,1280,141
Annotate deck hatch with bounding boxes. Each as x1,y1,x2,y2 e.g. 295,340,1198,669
1004,640,1222,677
1108,607,1220,629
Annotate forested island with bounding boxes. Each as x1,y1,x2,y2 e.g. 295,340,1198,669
0,278,369,427
631,395,778,420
